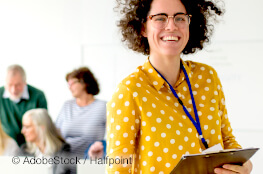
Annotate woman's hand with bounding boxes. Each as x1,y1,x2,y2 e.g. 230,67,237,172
88,141,104,159
214,160,252,174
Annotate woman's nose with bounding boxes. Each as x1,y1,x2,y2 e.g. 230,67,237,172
21,127,26,134
165,17,179,30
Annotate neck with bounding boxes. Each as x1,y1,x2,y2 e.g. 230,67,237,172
149,54,181,86
76,93,95,107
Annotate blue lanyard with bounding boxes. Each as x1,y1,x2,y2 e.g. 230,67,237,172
151,61,208,149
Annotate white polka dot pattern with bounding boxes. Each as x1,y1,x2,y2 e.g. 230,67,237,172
106,59,241,174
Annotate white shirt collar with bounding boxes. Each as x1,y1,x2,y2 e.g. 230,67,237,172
3,85,29,103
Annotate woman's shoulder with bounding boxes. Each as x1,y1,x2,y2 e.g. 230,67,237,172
59,99,76,109
185,60,216,71
57,99,76,118
184,60,219,77
117,65,147,90
94,99,107,106
184,60,222,85
63,99,76,105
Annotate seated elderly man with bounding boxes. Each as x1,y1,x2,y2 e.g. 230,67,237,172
0,64,47,146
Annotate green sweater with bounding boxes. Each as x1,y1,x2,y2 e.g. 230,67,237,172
0,85,47,146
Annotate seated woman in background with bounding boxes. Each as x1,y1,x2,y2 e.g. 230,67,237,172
56,67,106,158
19,108,71,174
0,121,19,156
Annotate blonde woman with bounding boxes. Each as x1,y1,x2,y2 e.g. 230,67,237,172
0,122,19,156
20,108,72,174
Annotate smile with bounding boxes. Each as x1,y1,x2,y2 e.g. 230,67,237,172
162,36,179,41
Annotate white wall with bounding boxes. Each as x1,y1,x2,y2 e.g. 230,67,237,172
0,0,262,173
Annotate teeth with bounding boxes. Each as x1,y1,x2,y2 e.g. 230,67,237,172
162,36,179,41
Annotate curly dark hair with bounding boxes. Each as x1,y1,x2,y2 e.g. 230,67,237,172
116,0,224,55
66,67,100,95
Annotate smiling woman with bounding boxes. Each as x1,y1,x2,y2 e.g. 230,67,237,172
115,0,223,55
141,0,190,62
106,0,253,173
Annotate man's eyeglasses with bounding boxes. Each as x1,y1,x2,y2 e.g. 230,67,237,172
147,13,192,29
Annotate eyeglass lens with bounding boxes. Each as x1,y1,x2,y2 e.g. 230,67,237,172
151,14,190,29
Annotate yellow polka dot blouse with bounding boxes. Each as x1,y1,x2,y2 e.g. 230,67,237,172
106,58,241,174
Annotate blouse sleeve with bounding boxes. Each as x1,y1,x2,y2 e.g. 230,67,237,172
106,83,140,174
213,69,242,149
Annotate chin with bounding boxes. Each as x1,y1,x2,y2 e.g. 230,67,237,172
72,94,78,98
26,139,35,143
72,92,82,98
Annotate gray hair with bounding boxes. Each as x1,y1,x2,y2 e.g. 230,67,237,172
23,109,65,156
7,64,26,82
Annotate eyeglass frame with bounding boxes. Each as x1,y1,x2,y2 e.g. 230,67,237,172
67,79,80,87
147,12,192,29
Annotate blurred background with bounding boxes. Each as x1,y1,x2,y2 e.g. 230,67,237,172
0,0,262,173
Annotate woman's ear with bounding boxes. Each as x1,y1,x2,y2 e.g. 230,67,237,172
141,23,147,37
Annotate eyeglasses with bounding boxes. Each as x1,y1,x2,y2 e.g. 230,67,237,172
147,13,192,29
67,79,80,87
